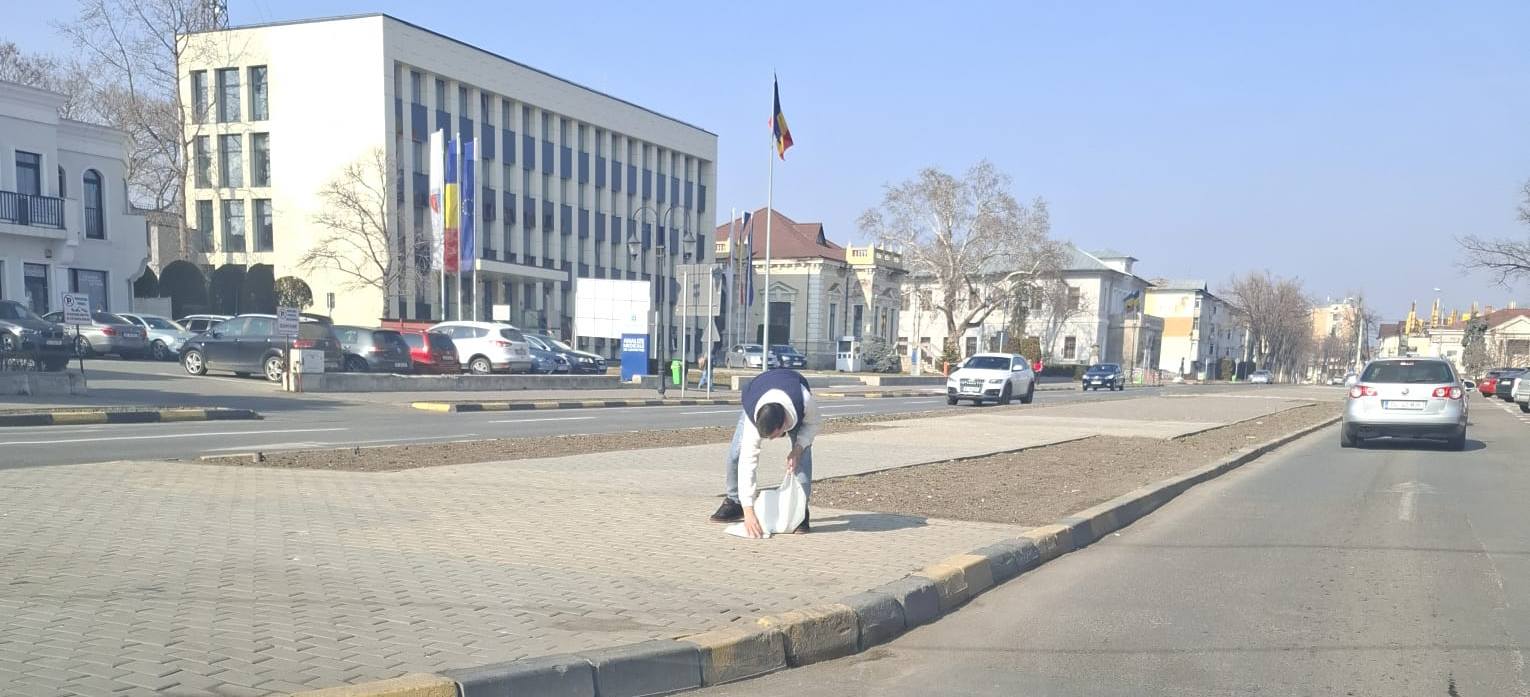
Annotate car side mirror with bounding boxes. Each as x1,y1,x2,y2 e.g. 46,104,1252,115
209,331,223,339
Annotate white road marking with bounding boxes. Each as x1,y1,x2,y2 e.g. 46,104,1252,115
1398,490,1417,522
819,404,868,410
681,409,739,415
490,416,596,423
0,427,347,446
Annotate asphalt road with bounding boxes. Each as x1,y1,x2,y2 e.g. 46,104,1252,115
0,360,1205,468
694,393,1530,697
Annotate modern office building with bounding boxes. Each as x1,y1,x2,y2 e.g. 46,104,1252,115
0,80,148,315
178,14,717,354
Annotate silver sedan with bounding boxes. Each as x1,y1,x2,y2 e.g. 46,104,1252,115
1341,357,1467,450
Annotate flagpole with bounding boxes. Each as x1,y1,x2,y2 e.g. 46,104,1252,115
471,137,480,322
762,129,773,373
454,135,463,321
728,207,736,350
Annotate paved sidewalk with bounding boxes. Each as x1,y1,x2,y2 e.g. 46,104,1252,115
0,393,1318,696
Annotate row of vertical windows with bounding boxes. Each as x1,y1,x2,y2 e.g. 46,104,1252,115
190,66,267,124
194,133,271,189
194,197,273,253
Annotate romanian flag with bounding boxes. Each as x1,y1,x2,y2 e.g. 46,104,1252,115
772,77,793,159
443,137,460,274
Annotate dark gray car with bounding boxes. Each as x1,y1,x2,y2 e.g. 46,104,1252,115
526,333,606,374
0,300,72,371
334,326,414,373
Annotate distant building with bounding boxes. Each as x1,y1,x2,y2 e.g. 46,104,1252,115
1144,280,1244,379
0,80,148,315
713,209,904,369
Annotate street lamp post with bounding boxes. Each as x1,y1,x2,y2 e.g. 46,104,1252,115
629,204,690,396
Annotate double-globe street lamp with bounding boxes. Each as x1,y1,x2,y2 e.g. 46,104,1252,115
629,204,696,395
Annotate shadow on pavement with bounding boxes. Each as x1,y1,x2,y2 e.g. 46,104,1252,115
1357,438,1486,453
812,512,929,534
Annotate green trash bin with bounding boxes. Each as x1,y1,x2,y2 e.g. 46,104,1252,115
671,359,683,385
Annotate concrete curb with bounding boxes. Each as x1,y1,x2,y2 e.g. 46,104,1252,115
412,398,740,412
281,413,1339,697
0,407,261,427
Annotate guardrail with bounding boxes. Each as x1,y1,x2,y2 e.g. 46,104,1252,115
0,190,66,229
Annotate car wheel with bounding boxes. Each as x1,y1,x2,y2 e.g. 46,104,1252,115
264,355,285,382
1521,402,1530,414
469,356,492,374
183,349,207,376
1447,429,1468,451
74,336,93,358
999,384,1013,405
344,355,368,373
1021,381,1036,404
150,340,171,361
947,395,959,406
1339,424,1356,448
1081,385,1088,392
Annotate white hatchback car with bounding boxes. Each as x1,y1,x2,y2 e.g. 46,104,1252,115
946,353,1037,406
428,321,534,374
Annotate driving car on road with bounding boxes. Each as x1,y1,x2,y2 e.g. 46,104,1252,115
0,300,71,371
947,353,1037,406
771,345,808,369
1341,357,1466,450
525,333,607,375
428,321,534,374
1082,363,1125,391
42,310,148,358
334,326,414,373
1249,369,1274,384
398,330,460,374
181,314,343,381
177,314,230,335
116,313,194,361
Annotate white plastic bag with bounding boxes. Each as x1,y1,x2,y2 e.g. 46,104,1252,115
724,471,807,539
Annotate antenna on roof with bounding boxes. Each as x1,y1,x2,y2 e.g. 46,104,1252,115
203,0,229,29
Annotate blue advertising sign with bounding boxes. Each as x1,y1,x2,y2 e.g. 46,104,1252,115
620,333,650,382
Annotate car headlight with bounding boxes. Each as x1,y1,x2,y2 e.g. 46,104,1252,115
579,356,594,363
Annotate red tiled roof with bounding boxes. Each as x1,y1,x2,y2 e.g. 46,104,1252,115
713,208,845,262
1486,308,1530,328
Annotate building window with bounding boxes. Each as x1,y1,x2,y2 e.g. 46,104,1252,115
1064,336,1077,360
410,70,422,102
15,151,40,196
57,166,66,199
219,134,243,187
254,199,273,252
23,263,49,315
249,66,268,120
1068,286,1082,310
216,68,240,122
69,269,108,311
195,199,214,252
251,133,270,186
222,199,246,251
829,303,837,337
191,70,209,123
852,305,863,338
193,137,212,188
82,170,104,240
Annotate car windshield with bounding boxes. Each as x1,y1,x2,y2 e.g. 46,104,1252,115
963,356,1010,371
499,328,526,342
297,323,333,340
427,333,455,351
94,312,127,324
401,333,425,349
772,345,798,354
1089,364,1120,372
1361,361,1453,384
372,330,407,350
0,301,42,322
141,316,183,330
741,345,763,353
548,337,574,352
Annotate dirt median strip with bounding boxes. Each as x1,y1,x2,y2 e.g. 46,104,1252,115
813,402,1343,527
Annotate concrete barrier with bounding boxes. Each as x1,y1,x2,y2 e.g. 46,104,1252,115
0,371,85,397
729,374,861,391
857,375,946,387
302,373,623,393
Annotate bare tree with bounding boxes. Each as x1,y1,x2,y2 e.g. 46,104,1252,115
300,149,413,320
1033,278,1091,362
1222,271,1313,381
1458,180,1530,285
859,161,1061,357
0,42,99,120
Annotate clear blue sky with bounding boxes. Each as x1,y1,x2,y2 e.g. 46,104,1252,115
13,0,1530,320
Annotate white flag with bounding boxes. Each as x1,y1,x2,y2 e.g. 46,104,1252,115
428,130,445,271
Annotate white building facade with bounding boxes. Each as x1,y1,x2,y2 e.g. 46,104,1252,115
1144,280,1245,379
0,81,147,316
179,14,717,355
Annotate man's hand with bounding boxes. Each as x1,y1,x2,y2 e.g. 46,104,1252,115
742,506,765,539
785,445,804,474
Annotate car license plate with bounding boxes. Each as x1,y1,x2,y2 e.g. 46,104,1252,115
961,387,982,395
1383,400,1425,410
395,362,409,369
45,339,62,346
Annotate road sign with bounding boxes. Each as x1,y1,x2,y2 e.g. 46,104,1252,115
62,293,92,325
276,306,300,337
676,264,721,317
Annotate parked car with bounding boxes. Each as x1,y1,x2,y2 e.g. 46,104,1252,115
523,337,568,374
1496,368,1527,401
1341,357,1466,450
1513,375,1530,413
116,313,195,361
725,344,779,369
334,325,414,373
1476,369,1508,397
525,333,607,375
398,330,461,374
947,353,1037,406
1249,369,1274,384
428,321,534,374
42,310,148,358
180,314,343,381
0,300,72,371
771,345,808,369
177,314,231,335
1082,363,1126,391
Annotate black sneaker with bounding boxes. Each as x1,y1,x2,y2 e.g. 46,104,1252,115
709,499,744,523
792,507,811,534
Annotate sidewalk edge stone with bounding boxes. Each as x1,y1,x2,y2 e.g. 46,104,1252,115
444,653,593,697
0,407,260,427
284,672,457,697
678,626,786,686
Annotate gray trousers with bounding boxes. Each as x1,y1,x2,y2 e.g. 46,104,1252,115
724,412,813,504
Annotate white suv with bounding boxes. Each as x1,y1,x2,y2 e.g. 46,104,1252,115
428,321,534,374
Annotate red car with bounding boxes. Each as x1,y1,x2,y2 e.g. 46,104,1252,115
400,330,461,374
1478,370,1508,397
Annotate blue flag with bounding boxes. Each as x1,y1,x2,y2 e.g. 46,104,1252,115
742,211,754,307
459,139,476,270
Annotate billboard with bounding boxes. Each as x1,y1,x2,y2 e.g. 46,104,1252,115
573,279,652,339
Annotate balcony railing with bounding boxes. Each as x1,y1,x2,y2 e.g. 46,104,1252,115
0,191,65,229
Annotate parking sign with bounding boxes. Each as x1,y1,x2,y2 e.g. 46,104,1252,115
276,306,300,337
62,293,92,325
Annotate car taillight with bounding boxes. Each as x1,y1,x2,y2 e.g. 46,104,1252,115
1432,386,1464,399
1349,384,1377,398
493,339,512,347
293,339,317,349
100,326,117,336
